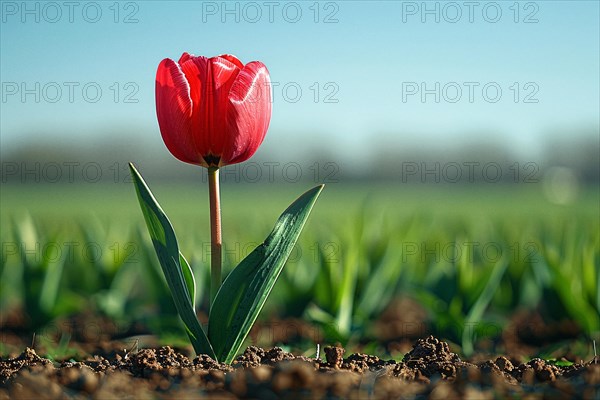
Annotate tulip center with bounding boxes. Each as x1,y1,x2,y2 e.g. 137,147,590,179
204,154,221,168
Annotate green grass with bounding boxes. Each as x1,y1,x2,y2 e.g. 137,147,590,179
1,182,599,358
3,182,598,233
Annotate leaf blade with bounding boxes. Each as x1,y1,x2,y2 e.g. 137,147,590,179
179,252,196,309
208,185,324,363
129,163,214,358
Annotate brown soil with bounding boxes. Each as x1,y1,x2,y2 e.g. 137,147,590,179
1,336,598,399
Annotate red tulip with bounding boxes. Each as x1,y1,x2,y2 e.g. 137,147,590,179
156,53,272,168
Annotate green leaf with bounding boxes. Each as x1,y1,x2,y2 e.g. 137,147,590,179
546,358,574,367
129,163,214,358
356,243,403,320
208,185,324,364
39,251,66,314
179,252,196,308
462,258,509,356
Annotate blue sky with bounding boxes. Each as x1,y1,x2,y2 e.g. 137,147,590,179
1,1,599,159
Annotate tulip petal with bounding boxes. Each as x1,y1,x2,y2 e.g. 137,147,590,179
178,52,193,64
180,55,241,165
224,61,272,166
217,54,244,70
155,58,202,166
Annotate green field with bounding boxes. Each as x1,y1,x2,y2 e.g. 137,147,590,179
1,182,599,358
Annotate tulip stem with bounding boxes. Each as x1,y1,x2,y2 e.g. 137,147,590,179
208,167,222,308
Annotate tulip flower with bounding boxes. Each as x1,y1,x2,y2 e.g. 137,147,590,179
155,52,272,168
156,53,272,303
131,52,322,362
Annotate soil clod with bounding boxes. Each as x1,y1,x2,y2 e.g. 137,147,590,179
324,345,345,368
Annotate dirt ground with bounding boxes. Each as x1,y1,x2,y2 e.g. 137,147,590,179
1,298,598,398
1,335,599,399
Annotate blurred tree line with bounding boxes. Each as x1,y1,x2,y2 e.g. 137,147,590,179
1,129,598,186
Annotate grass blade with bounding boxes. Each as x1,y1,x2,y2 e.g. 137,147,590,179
462,258,509,356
